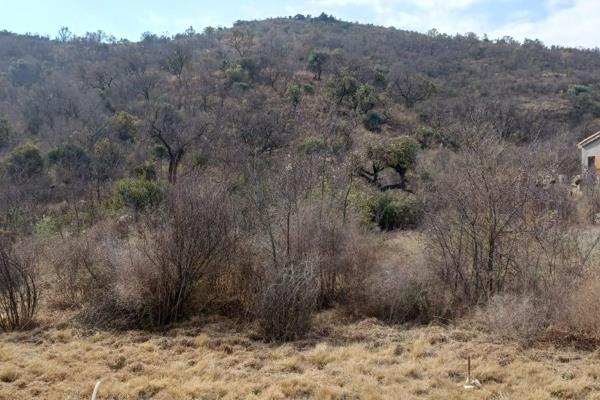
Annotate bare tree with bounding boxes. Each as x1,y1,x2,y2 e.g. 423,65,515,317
0,241,38,332
135,179,237,326
388,64,436,108
147,104,209,184
160,44,191,86
425,132,579,305
226,27,255,58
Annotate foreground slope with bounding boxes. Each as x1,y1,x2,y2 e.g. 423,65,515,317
1,313,599,400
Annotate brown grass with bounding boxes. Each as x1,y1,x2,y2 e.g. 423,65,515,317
1,310,600,400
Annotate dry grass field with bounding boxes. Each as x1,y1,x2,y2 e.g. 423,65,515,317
1,310,600,400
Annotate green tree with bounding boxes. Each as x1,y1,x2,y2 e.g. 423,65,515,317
307,50,328,80
567,84,600,121
354,84,378,113
114,178,164,216
286,82,303,110
6,143,44,181
366,137,420,189
110,111,139,142
47,143,91,181
327,69,358,106
384,137,420,183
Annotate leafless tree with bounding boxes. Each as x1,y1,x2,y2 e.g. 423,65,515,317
0,240,38,331
425,133,562,304
147,104,210,184
388,63,436,108
134,178,237,326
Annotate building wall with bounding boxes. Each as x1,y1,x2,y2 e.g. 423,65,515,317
581,139,600,173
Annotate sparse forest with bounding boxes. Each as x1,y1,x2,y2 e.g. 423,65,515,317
2,13,600,399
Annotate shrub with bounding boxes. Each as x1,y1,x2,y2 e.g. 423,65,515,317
474,294,551,341
46,227,117,309
0,241,38,331
358,262,443,324
414,126,457,150
257,262,318,342
110,111,138,142
47,143,91,180
225,64,247,84
354,83,377,113
132,163,157,181
362,110,383,131
365,191,423,230
114,178,164,214
565,276,600,338
130,181,237,326
327,69,358,106
287,83,303,109
6,143,44,181
151,144,168,161
299,137,326,155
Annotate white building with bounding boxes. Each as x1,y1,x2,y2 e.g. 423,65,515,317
578,131,600,176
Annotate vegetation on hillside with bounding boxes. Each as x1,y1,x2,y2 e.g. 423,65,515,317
1,14,600,358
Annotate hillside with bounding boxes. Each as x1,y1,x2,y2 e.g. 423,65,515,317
2,15,600,400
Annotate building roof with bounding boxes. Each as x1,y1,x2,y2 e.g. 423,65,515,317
578,131,600,148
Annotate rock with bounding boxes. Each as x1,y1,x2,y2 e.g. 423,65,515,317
117,214,133,224
463,378,481,390
115,214,133,234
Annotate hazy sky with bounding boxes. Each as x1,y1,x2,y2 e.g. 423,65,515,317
1,0,598,48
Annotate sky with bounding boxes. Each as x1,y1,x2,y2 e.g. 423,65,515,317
1,0,599,48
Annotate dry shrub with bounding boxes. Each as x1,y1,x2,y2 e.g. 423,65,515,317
125,180,237,326
257,261,319,342
474,294,552,341
564,275,600,338
46,223,119,309
0,240,38,331
290,205,377,307
357,260,447,324
197,239,262,318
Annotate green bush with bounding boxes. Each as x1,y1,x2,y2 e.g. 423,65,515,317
302,83,315,95
354,84,377,113
415,126,457,150
151,144,168,161
114,178,164,213
287,83,303,109
47,143,90,170
307,50,328,80
6,143,44,180
299,137,326,155
110,111,138,142
327,69,358,106
365,191,423,231
225,64,248,84
363,111,383,132
132,163,157,181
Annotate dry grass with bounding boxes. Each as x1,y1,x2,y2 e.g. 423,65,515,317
1,310,600,400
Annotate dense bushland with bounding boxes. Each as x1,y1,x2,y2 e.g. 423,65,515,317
1,16,600,343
